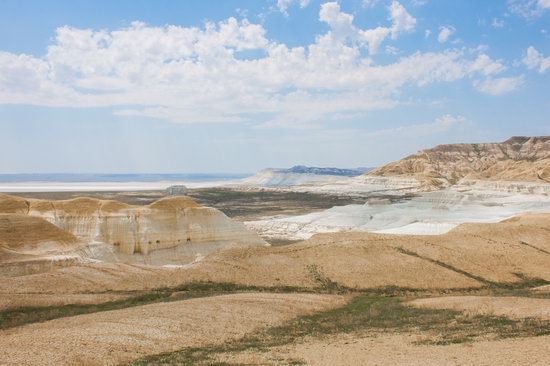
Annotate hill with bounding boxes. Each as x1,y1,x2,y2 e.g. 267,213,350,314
368,136,550,188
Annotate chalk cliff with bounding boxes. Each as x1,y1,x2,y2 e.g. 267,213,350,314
0,194,267,270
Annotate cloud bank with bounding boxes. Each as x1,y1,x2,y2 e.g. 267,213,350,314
0,2,524,127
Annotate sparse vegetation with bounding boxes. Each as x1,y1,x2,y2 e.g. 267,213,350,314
131,293,550,365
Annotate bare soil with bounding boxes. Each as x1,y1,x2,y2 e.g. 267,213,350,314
0,293,344,366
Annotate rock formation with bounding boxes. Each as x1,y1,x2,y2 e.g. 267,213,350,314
0,214,91,276
0,194,267,272
368,136,550,189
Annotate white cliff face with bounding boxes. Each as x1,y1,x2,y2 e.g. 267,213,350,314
0,194,267,267
239,173,422,196
245,187,550,240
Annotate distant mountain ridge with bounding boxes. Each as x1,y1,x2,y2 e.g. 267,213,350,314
368,136,550,188
273,165,370,177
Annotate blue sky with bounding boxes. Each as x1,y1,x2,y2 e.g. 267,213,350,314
0,0,549,173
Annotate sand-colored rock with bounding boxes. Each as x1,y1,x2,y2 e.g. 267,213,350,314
368,136,550,188
0,293,345,366
219,331,550,366
0,193,266,268
408,296,550,320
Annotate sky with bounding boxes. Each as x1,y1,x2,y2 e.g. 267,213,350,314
0,0,549,173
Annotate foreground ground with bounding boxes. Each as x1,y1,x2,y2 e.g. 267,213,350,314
1,192,549,365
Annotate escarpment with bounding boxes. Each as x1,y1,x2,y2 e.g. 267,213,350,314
0,194,267,271
368,136,550,189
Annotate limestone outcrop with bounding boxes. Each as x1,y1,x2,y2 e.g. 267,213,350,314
0,194,267,269
368,136,550,189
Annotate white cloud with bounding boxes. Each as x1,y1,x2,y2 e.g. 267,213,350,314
508,0,550,18
319,2,356,39
474,76,524,95
491,18,504,28
522,46,550,73
0,4,521,127
389,1,417,39
438,25,455,43
469,54,506,76
360,27,392,54
318,1,413,54
425,29,431,38
277,0,311,14
362,0,379,8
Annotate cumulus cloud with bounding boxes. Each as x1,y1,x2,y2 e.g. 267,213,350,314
277,0,311,14
389,1,417,39
317,1,415,54
318,1,414,54
469,54,506,76
522,46,550,73
0,3,519,127
474,76,524,95
438,25,455,43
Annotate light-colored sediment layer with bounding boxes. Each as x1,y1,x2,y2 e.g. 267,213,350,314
408,296,550,320
0,293,129,311
246,175,422,196
0,293,345,366
246,187,550,240
218,331,550,366
2,214,549,296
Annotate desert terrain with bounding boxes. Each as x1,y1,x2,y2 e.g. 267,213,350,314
1,137,550,365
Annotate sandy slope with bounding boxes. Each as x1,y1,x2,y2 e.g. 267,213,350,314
1,214,549,303
0,214,92,276
0,293,345,366
219,331,550,366
409,296,550,320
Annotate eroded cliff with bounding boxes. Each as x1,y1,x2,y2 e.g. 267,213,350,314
368,136,550,188
0,194,267,270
